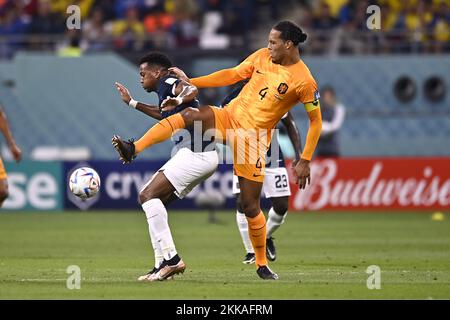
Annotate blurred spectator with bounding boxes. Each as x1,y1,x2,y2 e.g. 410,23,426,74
143,7,173,34
111,6,145,51
0,3,29,35
431,1,450,53
0,0,449,57
22,0,39,17
333,0,368,55
82,6,112,51
0,2,29,58
143,5,174,49
218,0,254,47
198,0,226,12
316,86,346,158
142,0,165,15
170,0,200,47
28,0,64,34
51,0,95,20
91,0,116,21
318,0,350,18
57,29,83,57
313,2,339,30
114,0,145,19
310,1,339,54
255,0,279,21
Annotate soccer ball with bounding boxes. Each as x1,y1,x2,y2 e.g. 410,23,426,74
69,167,101,200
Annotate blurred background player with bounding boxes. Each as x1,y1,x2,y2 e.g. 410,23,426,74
220,81,303,264
316,86,346,158
112,21,322,280
0,103,22,207
113,52,218,281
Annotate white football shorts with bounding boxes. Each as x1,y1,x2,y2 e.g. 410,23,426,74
232,166,291,198
142,148,219,199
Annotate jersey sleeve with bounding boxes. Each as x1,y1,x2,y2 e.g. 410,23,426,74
297,78,320,112
233,49,264,79
162,77,180,96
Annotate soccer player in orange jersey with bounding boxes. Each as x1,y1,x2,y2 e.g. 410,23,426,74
0,104,22,208
112,21,322,280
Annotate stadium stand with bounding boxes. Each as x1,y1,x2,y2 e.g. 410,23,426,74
0,0,448,57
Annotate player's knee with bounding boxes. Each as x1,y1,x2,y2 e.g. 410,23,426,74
272,201,288,216
138,189,158,205
240,200,260,217
180,107,197,126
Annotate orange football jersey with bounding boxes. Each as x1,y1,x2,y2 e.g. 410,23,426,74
226,48,319,130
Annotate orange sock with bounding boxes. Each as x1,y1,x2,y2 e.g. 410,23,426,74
247,211,267,267
134,113,185,153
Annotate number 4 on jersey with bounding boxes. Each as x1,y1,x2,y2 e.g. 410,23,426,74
259,87,268,100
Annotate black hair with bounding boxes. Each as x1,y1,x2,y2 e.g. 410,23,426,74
321,85,335,96
273,21,307,46
139,52,173,69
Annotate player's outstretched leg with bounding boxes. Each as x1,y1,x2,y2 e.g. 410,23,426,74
112,106,216,161
235,193,255,264
139,171,186,282
138,223,165,282
111,135,136,163
133,106,216,155
238,177,278,280
265,197,289,261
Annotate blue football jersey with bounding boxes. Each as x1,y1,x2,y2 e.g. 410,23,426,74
157,74,213,152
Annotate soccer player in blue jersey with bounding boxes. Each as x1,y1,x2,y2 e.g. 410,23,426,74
220,81,303,264
114,53,218,281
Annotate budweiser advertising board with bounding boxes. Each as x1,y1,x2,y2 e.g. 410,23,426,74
286,158,450,211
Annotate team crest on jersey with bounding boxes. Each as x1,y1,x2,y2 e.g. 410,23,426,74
313,90,320,106
277,83,289,94
314,90,320,100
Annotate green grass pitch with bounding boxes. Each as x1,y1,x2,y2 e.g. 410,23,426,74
0,211,449,299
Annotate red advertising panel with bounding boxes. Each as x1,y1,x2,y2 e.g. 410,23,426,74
286,158,450,211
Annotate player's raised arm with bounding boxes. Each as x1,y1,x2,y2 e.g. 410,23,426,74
189,68,248,88
293,82,323,189
281,112,303,165
169,66,246,88
169,49,261,89
0,105,22,162
160,80,198,112
115,82,163,120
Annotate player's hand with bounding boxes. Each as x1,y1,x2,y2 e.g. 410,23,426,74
168,67,190,82
9,143,22,162
291,158,300,168
115,82,132,105
294,158,310,189
161,97,182,112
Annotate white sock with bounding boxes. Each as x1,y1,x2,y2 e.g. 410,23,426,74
142,199,178,261
267,207,287,238
236,210,254,253
147,224,164,268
